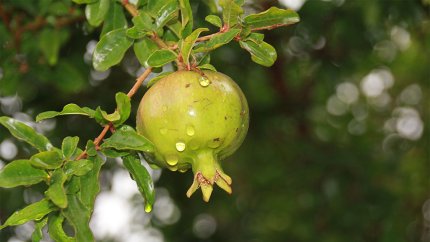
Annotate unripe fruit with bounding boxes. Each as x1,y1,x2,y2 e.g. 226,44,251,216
137,70,249,201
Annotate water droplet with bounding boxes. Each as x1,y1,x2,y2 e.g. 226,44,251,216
144,203,152,213
166,155,178,166
186,125,195,136
179,168,188,173
176,141,186,152
199,76,210,87
160,128,168,134
162,105,168,111
208,138,222,149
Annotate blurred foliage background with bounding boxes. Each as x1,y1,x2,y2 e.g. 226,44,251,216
0,0,429,241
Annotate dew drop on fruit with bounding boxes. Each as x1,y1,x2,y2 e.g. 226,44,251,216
208,138,222,148
160,128,168,135
166,154,179,166
176,141,186,152
186,125,195,136
199,76,210,87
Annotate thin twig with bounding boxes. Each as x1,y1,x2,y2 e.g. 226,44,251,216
76,67,153,160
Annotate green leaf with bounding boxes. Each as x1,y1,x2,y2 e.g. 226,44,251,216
114,92,131,127
79,155,103,210
100,0,127,37
94,107,120,125
100,148,129,158
219,0,243,27
199,63,217,71
62,195,94,242
181,28,209,65
166,21,182,38
45,170,68,208
101,125,154,152
205,15,222,28
0,116,53,151
36,104,96,122
146,71,173,87
134,37,159,67
179,0,193,37
132,11,154,32
30,150,63,169
147,49,177,67
203,0,218,13
194,29,241,52
39,28,69,66
239,39,277,67
85,140,98,157
31,217,48,242
48,213,75,242
244,7,300,29
0,199,56,229
85,0,110,27
0,160,48,188
147,0,178,29
122,155,155,212
72,0,96,4
64,159,93,177
126,26,149,39
62,136,79,160
93,29,133,71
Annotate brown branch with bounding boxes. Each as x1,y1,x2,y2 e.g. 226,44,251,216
76,67,153,160
126,67,153,97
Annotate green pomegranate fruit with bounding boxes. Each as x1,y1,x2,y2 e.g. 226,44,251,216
136,70,249,201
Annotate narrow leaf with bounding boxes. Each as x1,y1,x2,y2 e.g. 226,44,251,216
79,155,103,211
36,104,96,122
147,49,177,67
39,28,68,66
0,160,48,188
205,15,222,28
85,0,110,27
122,155,155,212
199,63,217,71
0,199,56,229
132,11,154,32
31,217,48,242
93,29,133,71
72,0,96,4
63,159,93,177
179,0,193,37
48,213,75,242
244,7,300,29
45,170,68,208
100,0,127,37
194,29,241,52
147,0,178,29
181,28,209,65
114,92,131,127
62,195,94,242
100,126,154,152
62,136,79,160
219,0,243,27
134,38,159,67
0,116,53,151
30,150,63,170
239,39,277,67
